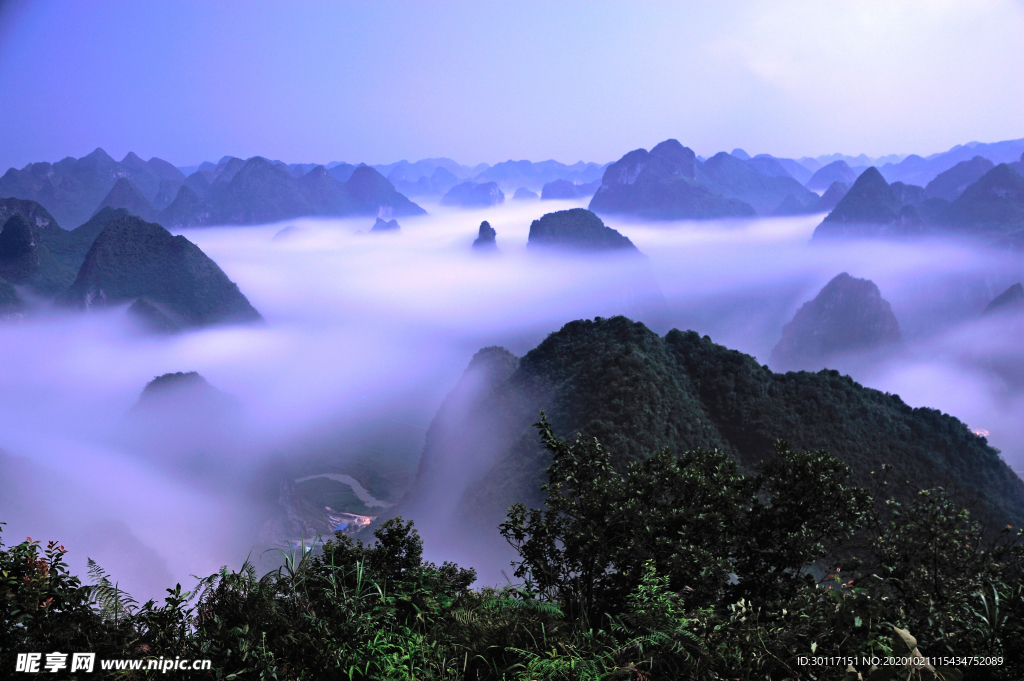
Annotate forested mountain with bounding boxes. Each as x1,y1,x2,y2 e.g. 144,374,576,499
94,177,159,222
983,282,1024,315
924,156,996,202
402,316,1024,539
698,152,818,215
54,214,262,327
806,160,858,190
472,220,497,248
527,208,637,251
0,214,75,294
770,273,903,371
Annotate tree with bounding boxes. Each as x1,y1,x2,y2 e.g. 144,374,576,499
500,415,872,622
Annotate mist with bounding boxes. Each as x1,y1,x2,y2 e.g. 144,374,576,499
2,197,1022,598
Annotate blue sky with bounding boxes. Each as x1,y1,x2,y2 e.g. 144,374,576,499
1,0,1022,168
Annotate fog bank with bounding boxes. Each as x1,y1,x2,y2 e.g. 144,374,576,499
2,198,1021,597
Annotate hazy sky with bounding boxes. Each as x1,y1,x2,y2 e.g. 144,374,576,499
1,0,1022,168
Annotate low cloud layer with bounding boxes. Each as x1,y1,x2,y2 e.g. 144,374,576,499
2,198,1021,598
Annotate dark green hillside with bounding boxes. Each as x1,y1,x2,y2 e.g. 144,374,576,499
0,197,61,231
439,316,1024,532
54,215,262,327
0,214,75,294
36,207,134,273
0,277,23,311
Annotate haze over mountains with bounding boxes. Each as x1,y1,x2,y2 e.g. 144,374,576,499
3,137,1023,234
3,134,1024,597
813,161,1024,244
400,316,1024,572
0,198,262,329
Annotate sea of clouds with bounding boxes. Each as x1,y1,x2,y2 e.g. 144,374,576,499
1,197,1021,599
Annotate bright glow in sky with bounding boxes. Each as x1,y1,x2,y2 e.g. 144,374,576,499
0,0,1022,167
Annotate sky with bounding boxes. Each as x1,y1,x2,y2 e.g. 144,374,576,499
0,0,1023,169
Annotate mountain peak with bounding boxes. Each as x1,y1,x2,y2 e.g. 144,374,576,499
527,208,637,251
813,167,910,238
807,160,856,191
93,177,157,222
55,214,262,327
983,282,1024,315
84,147,114,162
473,220,497,249
770,272,902,372
650,139,696,177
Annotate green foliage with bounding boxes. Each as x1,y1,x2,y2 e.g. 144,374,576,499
467,317,1024,541
3,416,1024,679
500,416,871,621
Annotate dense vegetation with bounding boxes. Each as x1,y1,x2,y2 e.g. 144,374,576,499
0,214,76,294
423,317,1024,538
3,416,1023,679
54,215,263,327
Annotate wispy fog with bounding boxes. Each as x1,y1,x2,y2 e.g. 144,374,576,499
2,197,1022,598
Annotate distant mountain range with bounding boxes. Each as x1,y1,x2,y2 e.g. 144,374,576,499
588,139,809,219
0,149,428,229
813,160,1024,244
440,181,504,208
876,139,1024,187
182,156,606,197
4,138,1023,227
0,148,186,228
